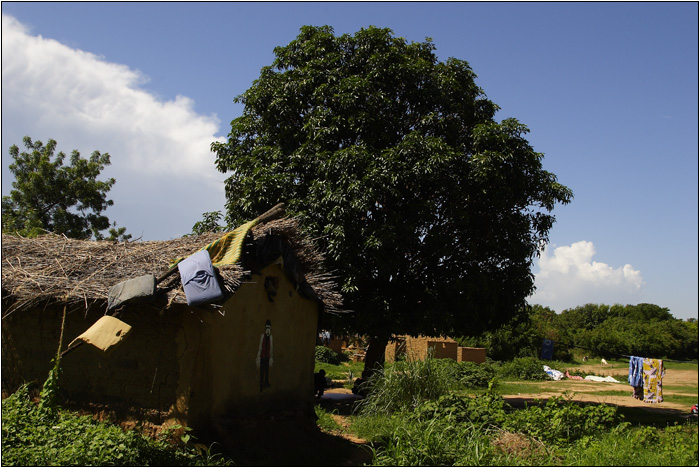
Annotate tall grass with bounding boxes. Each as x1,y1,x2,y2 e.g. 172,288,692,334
354,352,449,415
370,416,498,466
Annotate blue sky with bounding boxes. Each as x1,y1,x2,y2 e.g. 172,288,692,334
2,2,697,319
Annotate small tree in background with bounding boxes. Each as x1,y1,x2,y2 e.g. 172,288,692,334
2,136,129,241
190,211,225,235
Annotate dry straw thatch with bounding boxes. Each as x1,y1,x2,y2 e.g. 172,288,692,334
1,218,344,317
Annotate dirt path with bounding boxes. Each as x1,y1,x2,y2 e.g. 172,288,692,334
320,390,368,443
330,413,368,444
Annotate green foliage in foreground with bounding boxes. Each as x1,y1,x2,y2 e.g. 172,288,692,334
356,408,698,466
1,385,230,466
563,422,699,466
345,354,698,466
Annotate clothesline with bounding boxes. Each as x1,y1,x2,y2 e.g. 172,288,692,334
545,340,686,405
548,339,697,364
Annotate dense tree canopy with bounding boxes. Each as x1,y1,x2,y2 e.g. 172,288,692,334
213,26,573,363
2,136,129,241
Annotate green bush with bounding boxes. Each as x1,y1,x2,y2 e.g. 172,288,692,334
1,384,230,466
314,345,346,365
449,361,499,389
413,387,507,427
366,386,624,465
503,393,620,445
498,356,548,380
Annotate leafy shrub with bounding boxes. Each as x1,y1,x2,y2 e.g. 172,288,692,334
2,384,230,466
503,394,620,444
314,346,346,365
498,357,548,380
449,361,499,389
553,346,575,362
413,385,508,427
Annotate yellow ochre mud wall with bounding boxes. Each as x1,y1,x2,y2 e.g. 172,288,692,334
2,261,319,433
173,262,319,430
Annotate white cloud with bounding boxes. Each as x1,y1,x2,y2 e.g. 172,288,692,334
530,240,645,312
1,14,227,239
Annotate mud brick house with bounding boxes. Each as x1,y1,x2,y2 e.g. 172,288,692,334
457,346,486,364
385,335,486,363
1,213,344,439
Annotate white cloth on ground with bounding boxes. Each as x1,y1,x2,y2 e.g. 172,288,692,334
543,365,565,381
584,375,620,383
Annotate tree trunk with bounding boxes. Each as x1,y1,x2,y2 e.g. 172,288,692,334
363,335,389,375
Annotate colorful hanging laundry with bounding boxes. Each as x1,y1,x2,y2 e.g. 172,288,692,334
628,355,644,400
642,358,665,403
632,386,644,400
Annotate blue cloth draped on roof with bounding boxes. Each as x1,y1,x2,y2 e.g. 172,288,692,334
177,250,224,306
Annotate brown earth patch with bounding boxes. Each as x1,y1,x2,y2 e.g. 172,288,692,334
501,367,698,414
492,430,553,462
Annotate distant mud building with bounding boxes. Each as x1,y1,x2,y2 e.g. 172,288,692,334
385,335,486,364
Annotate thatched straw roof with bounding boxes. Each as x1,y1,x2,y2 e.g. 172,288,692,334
1,218,344,317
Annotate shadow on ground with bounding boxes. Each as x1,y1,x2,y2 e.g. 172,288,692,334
211,411,372,466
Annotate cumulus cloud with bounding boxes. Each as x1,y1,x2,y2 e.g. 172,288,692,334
530,241,645,312
1,14,227,239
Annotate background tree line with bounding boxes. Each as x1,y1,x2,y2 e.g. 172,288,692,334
459,303,698,362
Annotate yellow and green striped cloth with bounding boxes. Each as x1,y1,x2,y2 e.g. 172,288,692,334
170,219,259,268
